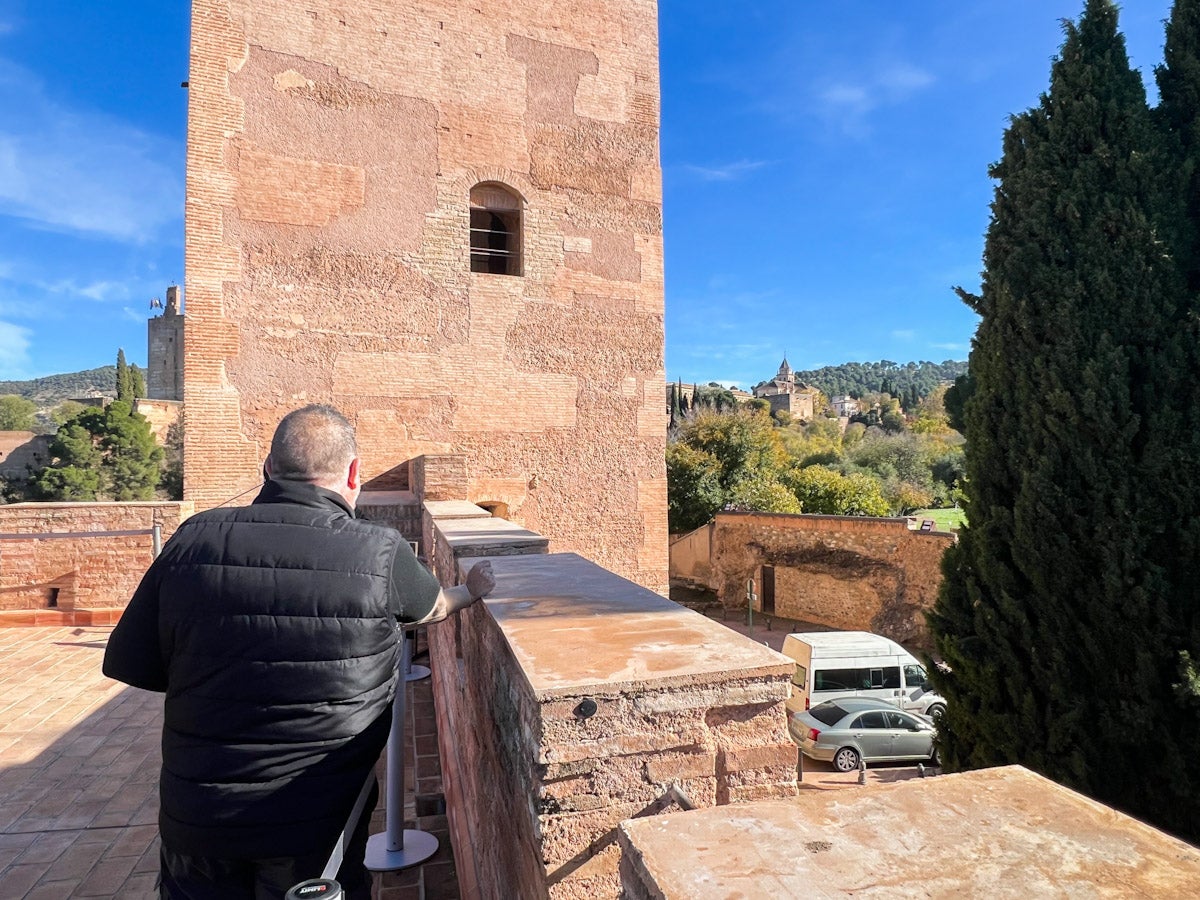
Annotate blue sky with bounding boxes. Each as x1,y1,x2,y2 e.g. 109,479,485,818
0,1,1178,386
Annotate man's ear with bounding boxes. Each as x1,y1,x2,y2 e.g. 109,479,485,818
347,457,361,490
263,457,273,480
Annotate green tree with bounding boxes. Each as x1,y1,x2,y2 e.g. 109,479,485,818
32,416,106,500
160,419,184,501
727,473,802,515
0,395,37,431
665,443,724,532
679,409,787,490
32,401,163,501
130,364,146,400
51,400,87,426
928,0,1200,841
783,466,890,517
115,349,131,402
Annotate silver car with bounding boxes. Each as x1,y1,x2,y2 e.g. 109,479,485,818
789,697,939,772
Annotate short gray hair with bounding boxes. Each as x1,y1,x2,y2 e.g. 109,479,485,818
269,405,358,483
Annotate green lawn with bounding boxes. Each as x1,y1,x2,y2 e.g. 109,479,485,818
911,508,967,532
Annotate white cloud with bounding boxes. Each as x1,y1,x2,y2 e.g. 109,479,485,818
0,319,31,377
682,159,769,182
38,278,129,303
0,58,182,243
892,329,917,340
931,342,967,352
813,61,936,135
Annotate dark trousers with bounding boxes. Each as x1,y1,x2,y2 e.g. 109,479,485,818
158,787,376,900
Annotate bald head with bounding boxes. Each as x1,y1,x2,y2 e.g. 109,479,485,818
268,405,358,488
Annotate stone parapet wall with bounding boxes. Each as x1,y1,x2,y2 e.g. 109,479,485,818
356,490,422,545
424,512,796,900
709,512,954,648
667,523,713,589
0,502,194,624
617,767,1200,896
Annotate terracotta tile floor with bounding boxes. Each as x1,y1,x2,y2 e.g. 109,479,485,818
0,626,458,899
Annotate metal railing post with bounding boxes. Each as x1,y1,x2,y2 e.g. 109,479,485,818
364,630,438,871
152,524,162,557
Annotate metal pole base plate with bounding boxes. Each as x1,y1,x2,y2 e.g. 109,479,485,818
404,664,431,682
364,829,438,872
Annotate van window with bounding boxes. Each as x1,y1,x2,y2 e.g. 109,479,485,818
792,665,807,691
867,668,901,688
814,669,859,691
903,664,928,689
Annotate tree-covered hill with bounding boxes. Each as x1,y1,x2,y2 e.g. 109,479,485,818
792,360,967,400
0,367,117,407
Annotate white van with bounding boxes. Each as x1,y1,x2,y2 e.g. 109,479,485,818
781,631,946,719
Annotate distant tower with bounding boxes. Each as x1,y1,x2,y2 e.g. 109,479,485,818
775,356,794,386
147,285,184,401
183,0,666,589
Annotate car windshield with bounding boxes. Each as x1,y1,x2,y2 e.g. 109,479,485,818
809,702,848,726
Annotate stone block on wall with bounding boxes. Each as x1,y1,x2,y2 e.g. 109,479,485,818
428,551,795,900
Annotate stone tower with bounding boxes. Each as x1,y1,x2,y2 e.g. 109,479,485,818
147,285,184,401
183,0,667,588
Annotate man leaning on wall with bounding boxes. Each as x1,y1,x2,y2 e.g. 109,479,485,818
102,404,495,900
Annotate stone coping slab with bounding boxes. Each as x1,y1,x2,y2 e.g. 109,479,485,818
423,500,492,519
457,552,793,699
617,766,1200,898
356,490,418,506
436,515,549,554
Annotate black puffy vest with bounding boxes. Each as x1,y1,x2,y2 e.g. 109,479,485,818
154,481,403,859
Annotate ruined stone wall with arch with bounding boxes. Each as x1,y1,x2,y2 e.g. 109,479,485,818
708,512,954,648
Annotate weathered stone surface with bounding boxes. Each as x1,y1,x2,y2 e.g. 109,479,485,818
184,0,668,593
706,512,954,647
431,548,796,899
618,767,1200,898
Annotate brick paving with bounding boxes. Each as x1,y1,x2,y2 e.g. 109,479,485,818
0,626,457,899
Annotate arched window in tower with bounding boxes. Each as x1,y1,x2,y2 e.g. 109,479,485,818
469,183,523,276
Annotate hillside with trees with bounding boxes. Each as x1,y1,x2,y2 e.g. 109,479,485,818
0,366,118,407
792,359,966,402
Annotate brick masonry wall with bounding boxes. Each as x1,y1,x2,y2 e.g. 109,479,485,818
710,512,955,648
425,516,795,899
0,502,194,624
183,0,668,592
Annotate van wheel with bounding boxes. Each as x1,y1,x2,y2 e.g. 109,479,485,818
926,703,946,721
833,747,861,773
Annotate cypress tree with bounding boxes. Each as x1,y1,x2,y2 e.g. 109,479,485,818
116,348,131,402
130,364,146,400
928,0,1200,840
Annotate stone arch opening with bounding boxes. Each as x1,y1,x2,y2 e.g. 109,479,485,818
476,500,509,519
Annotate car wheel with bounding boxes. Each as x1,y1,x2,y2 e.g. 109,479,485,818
926,703,946,721
833,746,861,773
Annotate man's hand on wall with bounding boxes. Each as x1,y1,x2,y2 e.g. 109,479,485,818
420,561,497,625
466,561,495,600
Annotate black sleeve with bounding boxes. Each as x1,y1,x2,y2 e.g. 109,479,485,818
388,539,442,624
102,559,168,692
